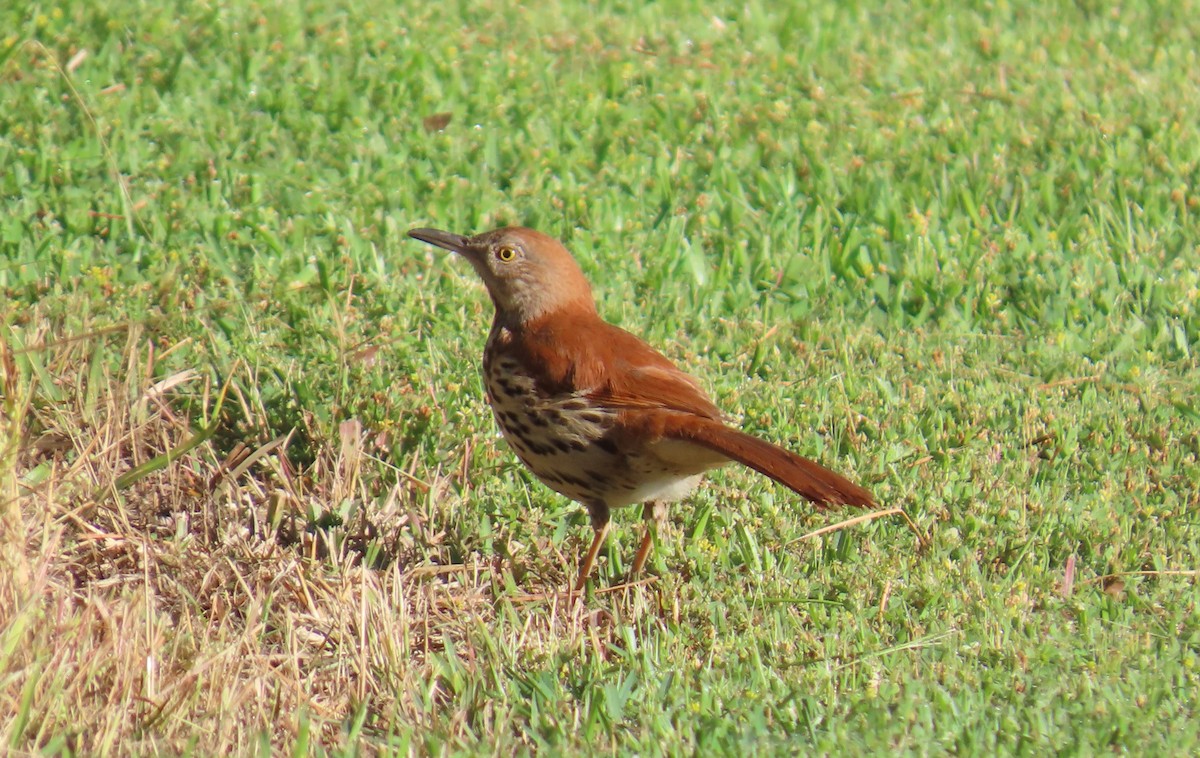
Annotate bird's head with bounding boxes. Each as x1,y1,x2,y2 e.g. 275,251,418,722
409,226,596,324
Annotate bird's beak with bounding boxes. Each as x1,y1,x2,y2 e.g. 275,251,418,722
408,228,470,255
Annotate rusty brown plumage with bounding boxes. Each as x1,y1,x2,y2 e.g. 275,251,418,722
409,225,875,595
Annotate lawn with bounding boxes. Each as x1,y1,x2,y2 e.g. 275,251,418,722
2,0,1198,754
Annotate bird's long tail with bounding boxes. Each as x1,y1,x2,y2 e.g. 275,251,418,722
670,417,875,507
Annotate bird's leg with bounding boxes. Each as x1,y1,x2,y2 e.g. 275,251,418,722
630,500,666,578
574,501,611,594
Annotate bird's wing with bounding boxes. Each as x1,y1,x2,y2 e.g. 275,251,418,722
515,315,724,419
590,361,724,419
511,313,874,507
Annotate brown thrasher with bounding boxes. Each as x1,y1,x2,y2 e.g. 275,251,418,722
409,226,875,594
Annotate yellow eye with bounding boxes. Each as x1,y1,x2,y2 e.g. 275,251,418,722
496,246,517,262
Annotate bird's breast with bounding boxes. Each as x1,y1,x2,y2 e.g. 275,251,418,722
480,341,726,510
480,340,625,498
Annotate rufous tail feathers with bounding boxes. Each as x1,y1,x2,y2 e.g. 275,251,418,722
674,418,875,507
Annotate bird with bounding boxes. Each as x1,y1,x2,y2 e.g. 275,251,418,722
408,226,875,595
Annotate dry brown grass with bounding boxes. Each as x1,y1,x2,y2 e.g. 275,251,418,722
0,318,616,754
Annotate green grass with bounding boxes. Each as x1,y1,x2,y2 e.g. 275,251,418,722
3,0,1199,753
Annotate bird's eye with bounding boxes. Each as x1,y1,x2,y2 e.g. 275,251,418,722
496,246,517,262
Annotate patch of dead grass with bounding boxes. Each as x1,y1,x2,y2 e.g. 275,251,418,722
1,317,591,753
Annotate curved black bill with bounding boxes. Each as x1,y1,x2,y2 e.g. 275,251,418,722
408,228,469,254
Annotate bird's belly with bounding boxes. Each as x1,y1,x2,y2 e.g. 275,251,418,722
486,388,725,509
486,385,626,505
495,416,713,508
614,438,727,506
483,352,727,508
